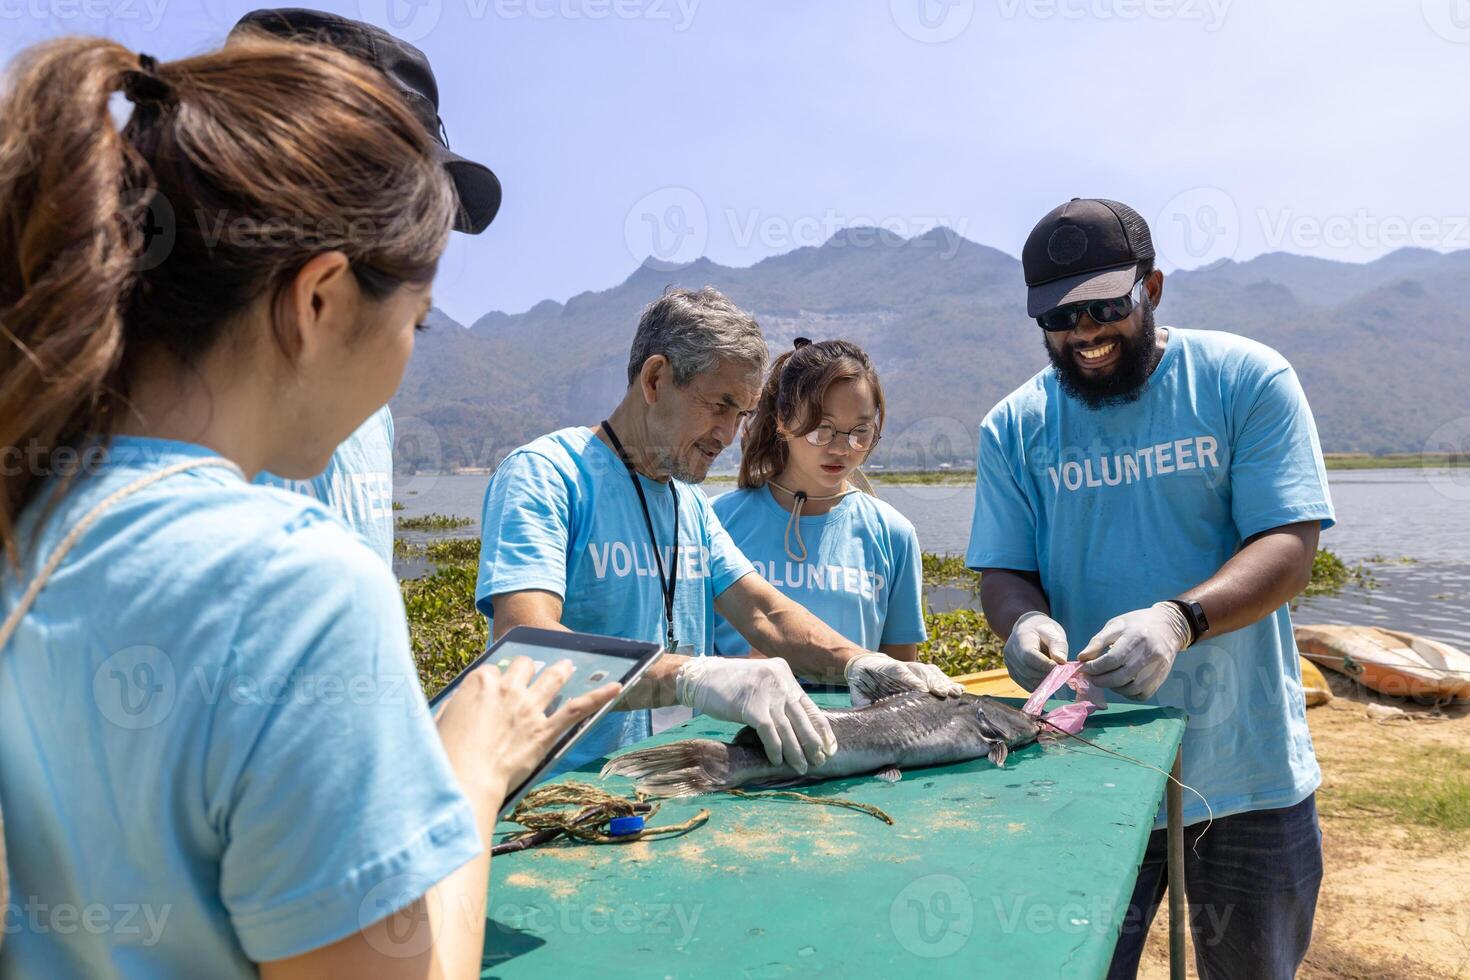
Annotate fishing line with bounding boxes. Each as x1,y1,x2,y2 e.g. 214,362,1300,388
1037,718,1215,855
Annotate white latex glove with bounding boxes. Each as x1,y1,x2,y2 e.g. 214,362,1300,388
1078,602,1193,699
844,652,964,707
675,657,837,773
1004,611,1069,692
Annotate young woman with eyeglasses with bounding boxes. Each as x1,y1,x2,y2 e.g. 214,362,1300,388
711,340,928,668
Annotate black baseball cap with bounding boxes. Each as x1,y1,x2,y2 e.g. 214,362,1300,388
231,8,501,235
1022,198,1154,317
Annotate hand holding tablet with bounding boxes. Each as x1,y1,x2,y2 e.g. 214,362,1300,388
430,627,663,816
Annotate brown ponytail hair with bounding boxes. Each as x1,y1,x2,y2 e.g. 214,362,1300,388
737,339,886,489
0,34,455,567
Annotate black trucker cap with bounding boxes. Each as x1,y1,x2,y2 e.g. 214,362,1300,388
1021,198,1154,317
231,8,501,235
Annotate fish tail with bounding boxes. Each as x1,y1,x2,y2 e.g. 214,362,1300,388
599,739,745,797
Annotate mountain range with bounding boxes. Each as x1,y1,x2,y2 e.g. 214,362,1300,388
391,229,1470,470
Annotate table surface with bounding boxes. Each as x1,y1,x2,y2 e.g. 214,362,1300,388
482,696,1185,979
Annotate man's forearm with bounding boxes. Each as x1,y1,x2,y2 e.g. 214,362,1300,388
1177,522,1320,639
614,653,687,710
744,601,867,684
979,569,1052,641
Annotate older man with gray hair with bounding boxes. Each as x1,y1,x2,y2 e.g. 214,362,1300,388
476,286,960,777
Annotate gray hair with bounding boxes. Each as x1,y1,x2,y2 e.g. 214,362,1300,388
626,286,768,387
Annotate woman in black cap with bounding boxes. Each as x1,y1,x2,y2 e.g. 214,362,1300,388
0,30,610,979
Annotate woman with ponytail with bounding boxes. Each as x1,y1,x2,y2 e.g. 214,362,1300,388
0,33,616,978
712,340,936,679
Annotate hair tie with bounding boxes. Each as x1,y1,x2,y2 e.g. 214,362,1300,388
792,337,811,349
122,53,175,109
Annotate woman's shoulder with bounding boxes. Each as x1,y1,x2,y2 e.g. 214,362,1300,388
845,491,918,541
709,484,761,520
37,457,391,610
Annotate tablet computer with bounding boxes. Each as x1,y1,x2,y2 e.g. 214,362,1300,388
429,626,663,814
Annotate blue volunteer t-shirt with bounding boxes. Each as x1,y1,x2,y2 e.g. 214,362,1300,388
710,486,927,657
966,328,1335,827
475,427,755,775
257,405,395,563
0,436,480,978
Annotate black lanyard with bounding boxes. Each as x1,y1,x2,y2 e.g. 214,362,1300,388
601,420,678,652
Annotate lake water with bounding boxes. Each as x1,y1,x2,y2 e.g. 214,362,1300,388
395,467,1470,649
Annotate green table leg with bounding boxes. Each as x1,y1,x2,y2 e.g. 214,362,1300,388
1167,748,1185,980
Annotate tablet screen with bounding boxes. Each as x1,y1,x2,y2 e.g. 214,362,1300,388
429,627,663,814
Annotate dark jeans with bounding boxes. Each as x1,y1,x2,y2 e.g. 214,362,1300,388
1107,794,1323,980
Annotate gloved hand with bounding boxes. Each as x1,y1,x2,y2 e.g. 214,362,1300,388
675,657,837,773
845,652,964,707
1004,611,1069,692
1077,602,1193,699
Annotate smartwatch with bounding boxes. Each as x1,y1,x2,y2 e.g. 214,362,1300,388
1168,599,1209,645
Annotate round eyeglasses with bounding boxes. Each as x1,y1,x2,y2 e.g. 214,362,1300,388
804,423,879,452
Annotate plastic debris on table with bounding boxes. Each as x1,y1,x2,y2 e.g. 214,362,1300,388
1021,661,1107,737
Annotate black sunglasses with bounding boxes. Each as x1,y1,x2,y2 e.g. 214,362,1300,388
1035,277,1148,332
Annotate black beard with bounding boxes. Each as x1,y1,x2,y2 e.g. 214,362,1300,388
1044,305,1160,410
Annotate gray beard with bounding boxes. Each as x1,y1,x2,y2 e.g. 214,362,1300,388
660,448,706,484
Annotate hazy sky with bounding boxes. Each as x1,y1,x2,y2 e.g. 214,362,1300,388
5,0,1467,322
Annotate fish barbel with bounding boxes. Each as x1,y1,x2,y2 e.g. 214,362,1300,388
600,691,1042,798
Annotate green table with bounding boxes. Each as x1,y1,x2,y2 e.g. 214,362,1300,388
483,696,1186,979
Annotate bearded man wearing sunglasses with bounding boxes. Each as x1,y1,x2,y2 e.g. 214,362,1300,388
966,199,1335,979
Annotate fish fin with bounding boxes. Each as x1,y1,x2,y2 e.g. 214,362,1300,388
874,766,903,784
848,668,927,705
600,739,739,798
987,740,1009,768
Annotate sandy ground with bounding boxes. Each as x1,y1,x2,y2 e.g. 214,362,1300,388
1138,674,1470,980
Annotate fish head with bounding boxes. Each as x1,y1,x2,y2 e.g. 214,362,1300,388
969,694,1041,768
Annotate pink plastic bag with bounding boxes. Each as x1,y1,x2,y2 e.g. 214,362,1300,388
1021,661,1106,736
